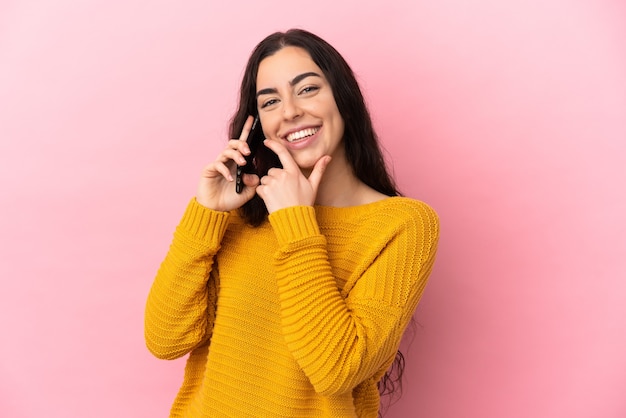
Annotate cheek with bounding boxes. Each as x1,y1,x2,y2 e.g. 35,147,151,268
326,101,343,126
331,107,344,135
260,116,278,139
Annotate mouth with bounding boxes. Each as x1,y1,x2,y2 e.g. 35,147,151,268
285,127,320,143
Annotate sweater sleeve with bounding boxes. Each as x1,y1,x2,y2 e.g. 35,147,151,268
144,198,230,360
268,203,439,396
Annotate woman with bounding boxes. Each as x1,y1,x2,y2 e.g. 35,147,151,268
145,29,439,417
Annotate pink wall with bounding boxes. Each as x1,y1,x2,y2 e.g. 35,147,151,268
1,1,625,417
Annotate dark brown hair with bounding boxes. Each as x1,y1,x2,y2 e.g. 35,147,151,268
229,28,399,226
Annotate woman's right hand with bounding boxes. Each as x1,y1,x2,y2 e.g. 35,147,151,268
196,116,260,212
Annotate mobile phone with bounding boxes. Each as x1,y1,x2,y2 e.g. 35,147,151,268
236,116,264,193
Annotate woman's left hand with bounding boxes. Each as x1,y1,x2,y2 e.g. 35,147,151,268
256,139,331,213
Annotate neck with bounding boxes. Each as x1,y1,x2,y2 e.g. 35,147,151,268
314,157,363,207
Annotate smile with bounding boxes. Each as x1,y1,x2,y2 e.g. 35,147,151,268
286,127,320,143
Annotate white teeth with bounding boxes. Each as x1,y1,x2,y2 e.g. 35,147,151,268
286,127,319,142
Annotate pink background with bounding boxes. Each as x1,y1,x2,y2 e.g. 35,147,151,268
1,1,625,417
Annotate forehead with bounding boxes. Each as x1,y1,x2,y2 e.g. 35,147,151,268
256,46,324,86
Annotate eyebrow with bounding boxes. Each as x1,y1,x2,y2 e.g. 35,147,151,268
256,72,322,98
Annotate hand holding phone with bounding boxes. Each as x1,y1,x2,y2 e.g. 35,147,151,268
236,115,263,193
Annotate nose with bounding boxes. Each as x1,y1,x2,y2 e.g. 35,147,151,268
282,96,302,120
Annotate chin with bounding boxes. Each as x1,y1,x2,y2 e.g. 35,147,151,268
292,152,322,170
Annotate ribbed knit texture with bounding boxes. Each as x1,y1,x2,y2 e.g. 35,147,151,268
145,197,439,417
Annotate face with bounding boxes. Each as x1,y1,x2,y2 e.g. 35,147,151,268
255,46,345,171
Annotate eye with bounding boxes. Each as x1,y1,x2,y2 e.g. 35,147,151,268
260,98,279,109
299,85,319,95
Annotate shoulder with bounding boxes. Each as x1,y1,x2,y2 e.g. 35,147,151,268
361,197,438,225
369,197,439,238
376,197,437,218
316,197,439,236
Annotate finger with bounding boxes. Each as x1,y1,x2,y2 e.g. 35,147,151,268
238,173,260,199
263,139,298,171
211,161,234,182
216,148,247,166
266,167,280,177
238,115,255,142
228,139,250,155
307,156,332,192
255,184,265,200
242,173,260,187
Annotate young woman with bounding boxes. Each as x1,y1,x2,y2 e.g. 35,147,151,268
145,29,439,417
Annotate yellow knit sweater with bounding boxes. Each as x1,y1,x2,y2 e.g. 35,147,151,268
145,197,439,417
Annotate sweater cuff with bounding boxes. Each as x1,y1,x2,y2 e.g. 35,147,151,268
177,198,230,244
268,206,320,246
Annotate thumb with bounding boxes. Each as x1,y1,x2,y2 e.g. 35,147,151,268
307,156,332,192
240,173,260,200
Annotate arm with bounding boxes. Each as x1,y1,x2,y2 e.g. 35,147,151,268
144,199,230,360
269,202,439,395
146,117,260,359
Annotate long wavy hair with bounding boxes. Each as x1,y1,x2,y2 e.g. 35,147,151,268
229,28,405,403
230,29,399,223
